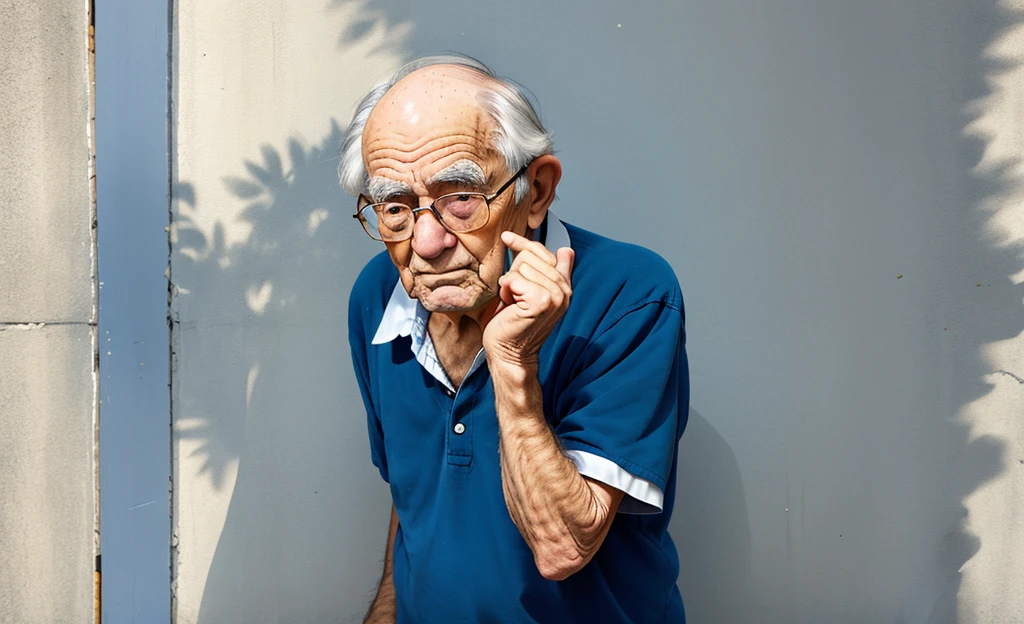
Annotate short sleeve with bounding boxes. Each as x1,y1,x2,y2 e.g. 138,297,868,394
348,279,389,484
555,298,688,512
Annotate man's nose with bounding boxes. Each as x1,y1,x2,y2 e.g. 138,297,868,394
410,208,458,259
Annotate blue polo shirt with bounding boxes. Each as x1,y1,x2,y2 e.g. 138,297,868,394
349,215,689,623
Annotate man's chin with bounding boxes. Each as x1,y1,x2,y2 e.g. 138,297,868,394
417,285,492,313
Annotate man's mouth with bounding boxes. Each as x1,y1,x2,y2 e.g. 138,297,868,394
415,267,473,286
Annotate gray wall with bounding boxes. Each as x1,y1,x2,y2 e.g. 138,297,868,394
0,1,96,622
172,1,1024,622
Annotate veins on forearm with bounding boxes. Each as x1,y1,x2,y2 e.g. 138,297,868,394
491,364,612,578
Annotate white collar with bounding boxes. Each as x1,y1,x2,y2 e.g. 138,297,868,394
371,212,571,346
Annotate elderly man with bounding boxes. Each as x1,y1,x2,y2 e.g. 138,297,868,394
341,55,689,623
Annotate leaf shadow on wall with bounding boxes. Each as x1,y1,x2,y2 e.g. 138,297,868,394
173,123,387,623
925,6,1024,615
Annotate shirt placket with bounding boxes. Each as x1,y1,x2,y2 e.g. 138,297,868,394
444,348,486,468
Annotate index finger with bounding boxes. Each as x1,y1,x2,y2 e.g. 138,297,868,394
500,231,556,266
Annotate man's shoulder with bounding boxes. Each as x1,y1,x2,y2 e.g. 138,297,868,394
563,221,683,314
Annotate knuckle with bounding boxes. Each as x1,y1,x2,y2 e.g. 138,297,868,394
527,242,553,261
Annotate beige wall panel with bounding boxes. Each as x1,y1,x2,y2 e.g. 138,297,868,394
0,1,93,323
0,0,95,622
0,325,96,623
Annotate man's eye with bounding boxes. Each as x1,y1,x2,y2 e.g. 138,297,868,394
385,205,405,215
455,194,471,202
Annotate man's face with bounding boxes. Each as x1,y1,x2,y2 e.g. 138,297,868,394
362,67,529,313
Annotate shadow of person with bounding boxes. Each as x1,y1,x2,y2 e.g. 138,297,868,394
670,408,754,624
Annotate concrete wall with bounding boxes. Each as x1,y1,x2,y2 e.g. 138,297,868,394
171,1,1024,622
0,1,96,622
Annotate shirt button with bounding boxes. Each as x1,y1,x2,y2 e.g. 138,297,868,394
443,386,455,398
453,423,466,435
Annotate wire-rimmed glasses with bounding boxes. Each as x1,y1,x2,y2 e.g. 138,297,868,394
353,166,527,242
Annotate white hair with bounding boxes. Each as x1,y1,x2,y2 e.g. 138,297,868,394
338,54,553,203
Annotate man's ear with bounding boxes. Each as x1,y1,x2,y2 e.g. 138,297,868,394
524,154,562,230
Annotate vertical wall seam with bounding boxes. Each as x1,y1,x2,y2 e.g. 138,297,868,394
166,1,177,622
86,0,100,621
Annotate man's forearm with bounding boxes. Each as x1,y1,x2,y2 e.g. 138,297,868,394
364,505,398,623
490,361,620,581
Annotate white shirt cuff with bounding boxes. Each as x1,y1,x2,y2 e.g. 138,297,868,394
565,450,664,515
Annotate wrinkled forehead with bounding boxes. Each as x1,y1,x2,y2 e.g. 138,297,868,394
362,66,500,169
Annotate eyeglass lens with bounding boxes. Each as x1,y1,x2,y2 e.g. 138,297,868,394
361,193,489,242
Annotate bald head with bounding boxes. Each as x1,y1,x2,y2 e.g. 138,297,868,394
367,65,490,131
362,65,504,189
339,54,553,202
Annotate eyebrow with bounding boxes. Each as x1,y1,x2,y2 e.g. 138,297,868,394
367,177,414,203
425,159,488,191
366,159,488,203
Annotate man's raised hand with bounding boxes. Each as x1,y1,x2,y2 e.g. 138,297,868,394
483,231,574,369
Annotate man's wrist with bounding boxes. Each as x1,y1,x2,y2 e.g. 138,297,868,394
488,357,542,419
487,356,538,388
483,339,541,369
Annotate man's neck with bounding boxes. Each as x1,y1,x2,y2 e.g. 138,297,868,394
427,298,501,387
